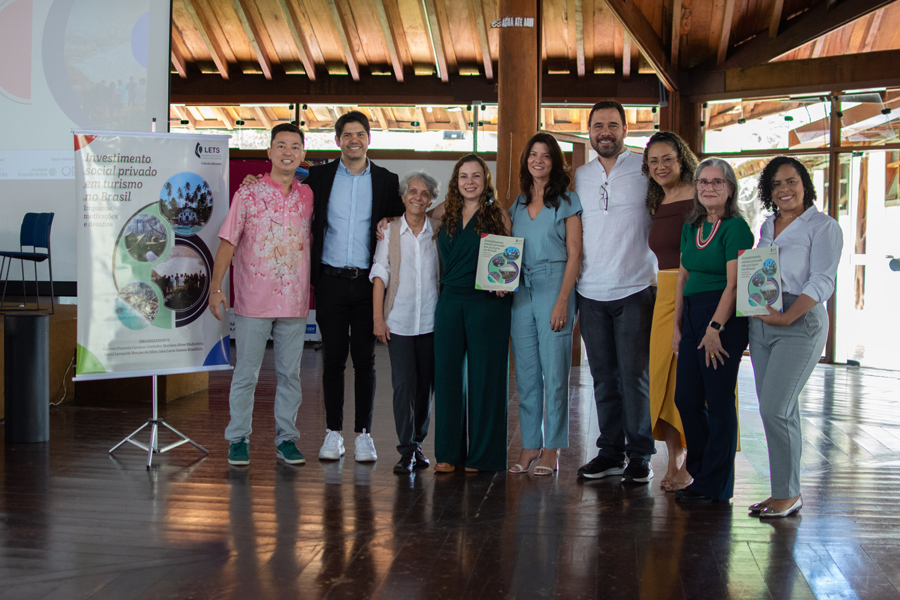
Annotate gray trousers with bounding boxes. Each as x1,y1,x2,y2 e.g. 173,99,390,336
387,333,434,456
749,295,828,498
224,315,307,446
577,287,656,461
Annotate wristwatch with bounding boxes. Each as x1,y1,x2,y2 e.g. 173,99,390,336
708,320,725,332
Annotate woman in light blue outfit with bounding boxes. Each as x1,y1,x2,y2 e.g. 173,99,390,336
509,133,583,476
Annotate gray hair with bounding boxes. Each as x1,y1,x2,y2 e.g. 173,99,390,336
685,157,743,227
399,170,440,200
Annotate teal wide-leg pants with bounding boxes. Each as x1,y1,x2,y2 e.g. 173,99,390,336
510,265,575,450
433,287,512,471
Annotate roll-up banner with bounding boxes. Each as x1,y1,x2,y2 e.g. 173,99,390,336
73,131,231,381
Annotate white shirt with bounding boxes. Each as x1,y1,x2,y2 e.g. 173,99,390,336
369,215,439,336
757,206,843,303
575,150,656,301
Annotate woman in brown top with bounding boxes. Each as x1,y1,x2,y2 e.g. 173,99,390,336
642,132,698,492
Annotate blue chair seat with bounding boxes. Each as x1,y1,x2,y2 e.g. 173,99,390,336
0,251,49,262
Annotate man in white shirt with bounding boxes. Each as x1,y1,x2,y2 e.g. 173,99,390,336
575,101,658,483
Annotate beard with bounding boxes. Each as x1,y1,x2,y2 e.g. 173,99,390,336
592,136,623,158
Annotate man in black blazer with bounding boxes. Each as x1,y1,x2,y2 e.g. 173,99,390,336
304,111,404,463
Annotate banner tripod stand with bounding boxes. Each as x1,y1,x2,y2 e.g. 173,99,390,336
109,375,209,469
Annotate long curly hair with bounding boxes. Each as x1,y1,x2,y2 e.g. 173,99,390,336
641,131,698,215
519,132,571,209
757,156,816,214
436,154,507,240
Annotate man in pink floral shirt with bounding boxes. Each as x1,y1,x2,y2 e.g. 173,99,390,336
209,123,313,466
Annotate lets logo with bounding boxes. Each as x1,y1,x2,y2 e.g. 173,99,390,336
195,143,221,158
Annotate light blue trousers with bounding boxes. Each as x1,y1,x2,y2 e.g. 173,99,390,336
225,315,307,446
749,295,828,498
510,265,575,449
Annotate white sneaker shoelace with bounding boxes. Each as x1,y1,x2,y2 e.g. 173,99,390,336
354,429,377,462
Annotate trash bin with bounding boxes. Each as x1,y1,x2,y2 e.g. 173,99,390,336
4,313,50,443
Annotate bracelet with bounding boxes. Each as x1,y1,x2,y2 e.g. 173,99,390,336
213,289,223,294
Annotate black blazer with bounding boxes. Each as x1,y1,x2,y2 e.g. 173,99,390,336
305,158,404,286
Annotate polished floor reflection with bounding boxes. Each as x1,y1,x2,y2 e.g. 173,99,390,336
2,346,900,599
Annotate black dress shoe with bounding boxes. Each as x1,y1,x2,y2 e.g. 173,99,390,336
414,448,430,469
393,454,416,474
675,489,715,504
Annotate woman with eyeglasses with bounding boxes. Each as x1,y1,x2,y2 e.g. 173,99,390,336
747,157,842,518
641,132,698,492
431,154,513,473
672,158,753,505
507,133,583,476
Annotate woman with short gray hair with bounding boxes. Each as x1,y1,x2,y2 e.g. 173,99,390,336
370,171,442,474
672,157,754,505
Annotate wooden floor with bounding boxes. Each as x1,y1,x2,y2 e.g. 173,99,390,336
2,345,900,600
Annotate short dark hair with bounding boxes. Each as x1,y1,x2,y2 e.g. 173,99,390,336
757,156,816,214
335,110,371,138
588,100,627,129
270,122,304,146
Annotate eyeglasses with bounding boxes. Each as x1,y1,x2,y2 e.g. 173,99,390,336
695,179,727,191
599,182,609,211
648,156,678,168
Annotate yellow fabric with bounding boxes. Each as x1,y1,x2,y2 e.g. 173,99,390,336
649,270,741,451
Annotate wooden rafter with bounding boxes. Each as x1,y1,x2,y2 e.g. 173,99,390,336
173,105,195,129
374,0,404,82
327,0,361,81
372,107,391,131
182,0,229,80
719,0,894,71
604,0,678,91
213,107,235,130
861,9,885,52
451,110,468,132
575,0,585,77
253,106,273,129
622,31,632,78
769,0,785,37
421,0,450,82
470,0,494,79
232,0,273,80
276,0,317,80
417,108,429,131
716,0,736,66
688,49,900,102
171,27,189,79
671,0,682,67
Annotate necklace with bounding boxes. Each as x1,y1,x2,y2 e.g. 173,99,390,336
696,219,721,249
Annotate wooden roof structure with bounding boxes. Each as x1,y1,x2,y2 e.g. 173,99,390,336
169,0,900,138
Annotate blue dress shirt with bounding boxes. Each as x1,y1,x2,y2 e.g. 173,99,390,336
322,159,374,269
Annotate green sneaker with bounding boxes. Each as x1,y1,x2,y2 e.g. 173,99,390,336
228,439,250,465
276,440,306,465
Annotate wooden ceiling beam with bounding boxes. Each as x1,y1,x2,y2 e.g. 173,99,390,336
575,0,585,77
671,0,682,67
451,110,468,132
769,0,785,38
688,49,900,102
327,0,361,81
374,0,405,82
417,108,429,131
470,0,494,79
718,0,894,71
276,0,317,80
171,27,189,79
372,107,391,130
172,105,196,129
421,0,450,82
182,0,229,80
253,106,273,129
232,0,273,80
171,72,662,105
716,0,737,66
622,32,632,78
212,107,235,130
603,0,679,91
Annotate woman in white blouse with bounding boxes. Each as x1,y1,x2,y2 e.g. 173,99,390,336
370,170,442,475
748,156,843,518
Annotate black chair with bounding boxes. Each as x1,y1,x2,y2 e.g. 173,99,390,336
0,212,55,314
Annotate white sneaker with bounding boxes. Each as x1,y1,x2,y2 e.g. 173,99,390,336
318,429,345,460
354,429,378,462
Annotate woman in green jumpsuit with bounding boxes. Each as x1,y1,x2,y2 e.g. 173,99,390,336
433,154,512,472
